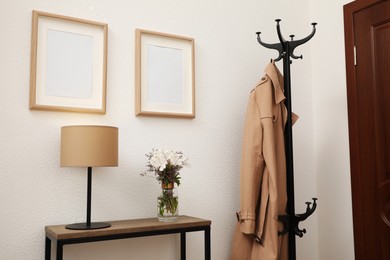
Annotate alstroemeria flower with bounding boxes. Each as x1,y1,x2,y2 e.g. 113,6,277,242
142,148,190,186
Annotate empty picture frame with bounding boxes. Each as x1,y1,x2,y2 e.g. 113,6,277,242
135,29,195,118
29,10,108,113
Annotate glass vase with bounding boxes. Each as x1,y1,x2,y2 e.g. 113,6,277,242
157,183,179,222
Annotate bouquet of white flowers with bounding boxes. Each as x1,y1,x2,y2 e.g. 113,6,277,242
142,148,189,186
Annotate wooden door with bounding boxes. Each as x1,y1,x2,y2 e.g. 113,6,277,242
344,0,390,259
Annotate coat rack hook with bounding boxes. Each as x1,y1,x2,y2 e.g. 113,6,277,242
275,19,286,44
256,31,284,61
256,20,316,61
289,21,317,60
278,198,318,238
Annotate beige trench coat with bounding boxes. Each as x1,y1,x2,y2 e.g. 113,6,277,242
231,62,296,260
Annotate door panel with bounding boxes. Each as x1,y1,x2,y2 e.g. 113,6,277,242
344,0,390,259
372,18,390,259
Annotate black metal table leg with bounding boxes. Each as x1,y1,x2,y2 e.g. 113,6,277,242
180,232,186,260
205,226,211,260
45,237,51,260
56,241,63,260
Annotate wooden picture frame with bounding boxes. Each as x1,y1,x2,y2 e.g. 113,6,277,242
135,29,195,118
29,10,108,114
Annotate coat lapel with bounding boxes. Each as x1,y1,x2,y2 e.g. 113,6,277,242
265,61,299,126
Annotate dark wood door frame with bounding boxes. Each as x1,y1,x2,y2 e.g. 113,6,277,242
343,0,387,259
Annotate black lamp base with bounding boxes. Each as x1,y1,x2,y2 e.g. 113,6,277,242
65,222,111,230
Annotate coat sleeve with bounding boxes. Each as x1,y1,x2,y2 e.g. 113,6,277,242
237,90,265,235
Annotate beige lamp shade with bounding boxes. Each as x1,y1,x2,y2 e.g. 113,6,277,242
61,125,118,167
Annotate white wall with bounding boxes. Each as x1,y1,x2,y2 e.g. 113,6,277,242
0,0,354,259
310,1,355,259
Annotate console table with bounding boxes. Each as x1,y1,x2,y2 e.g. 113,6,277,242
45,215,211,260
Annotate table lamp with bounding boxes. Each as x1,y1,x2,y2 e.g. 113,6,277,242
61,125,118,230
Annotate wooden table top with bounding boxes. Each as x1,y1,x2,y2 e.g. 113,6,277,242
45,215,211,240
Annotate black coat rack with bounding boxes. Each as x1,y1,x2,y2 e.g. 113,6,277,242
255,19,318,260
